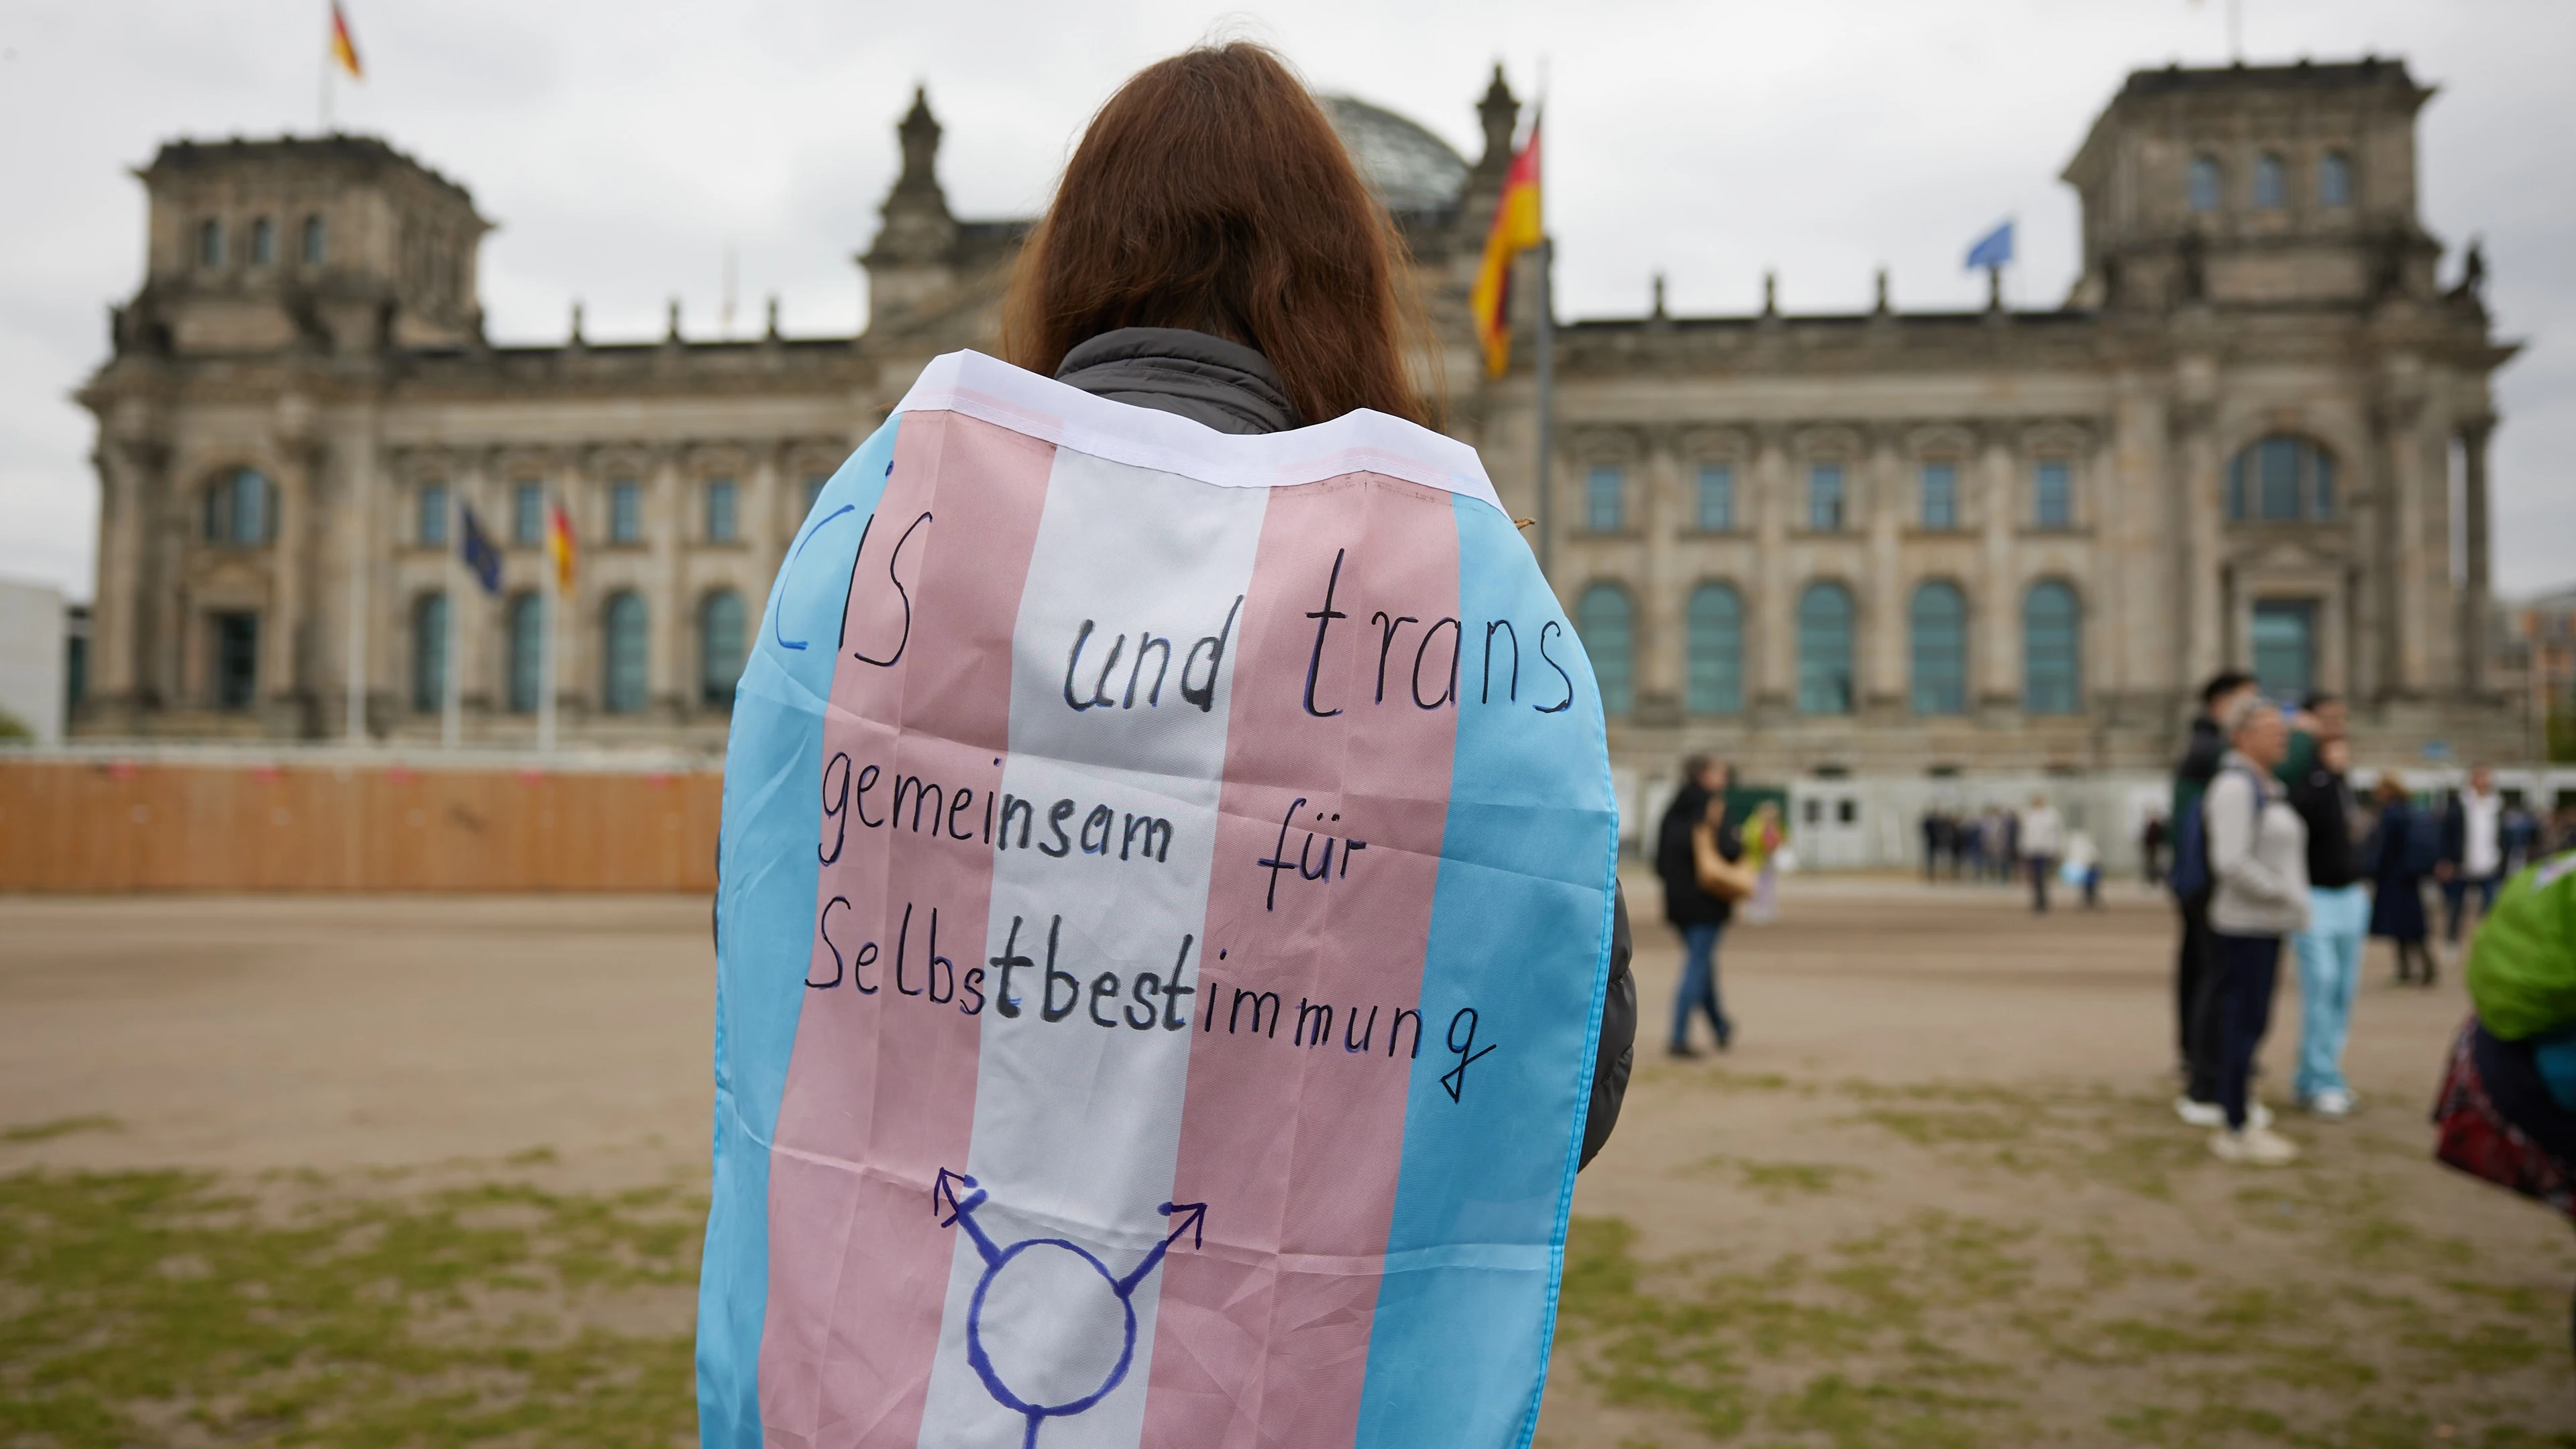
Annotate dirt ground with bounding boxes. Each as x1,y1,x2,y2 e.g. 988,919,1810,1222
2,875,2570,1446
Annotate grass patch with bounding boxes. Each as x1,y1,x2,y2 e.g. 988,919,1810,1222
0,1167,704,1448
1,1114,121,1144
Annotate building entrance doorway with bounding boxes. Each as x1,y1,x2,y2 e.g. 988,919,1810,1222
2251,600,2315,704
212,612,258,711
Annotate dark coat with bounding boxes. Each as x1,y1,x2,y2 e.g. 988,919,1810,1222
2365,802,2434,942
1061,327,1638,1169
1656,784,1738,928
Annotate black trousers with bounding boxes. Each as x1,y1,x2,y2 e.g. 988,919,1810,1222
2176,890,2224,1101
2210,932,2283,1131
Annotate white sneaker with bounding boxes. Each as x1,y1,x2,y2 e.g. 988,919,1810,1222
2175,1095,2226,1128
2249,1101,2275,1130
2306,1088,2355,1118
2210,1124,2300,1165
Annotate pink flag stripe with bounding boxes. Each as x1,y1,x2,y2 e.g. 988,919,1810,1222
761,411,1057,1447
1141,474,1464,1448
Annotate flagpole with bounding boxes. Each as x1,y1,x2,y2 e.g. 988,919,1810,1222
538,496,558,755
441,490,460,751
1535,235,1555,582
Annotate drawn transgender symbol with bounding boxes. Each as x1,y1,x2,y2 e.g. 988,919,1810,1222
932,1169,1208,1449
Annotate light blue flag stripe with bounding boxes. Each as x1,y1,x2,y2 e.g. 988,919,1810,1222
1352,492,1620,1448
1965,219,2014,271
695,417,901,1449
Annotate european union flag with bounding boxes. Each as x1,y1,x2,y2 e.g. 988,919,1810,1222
1965,219,2014,272
460,504,502,595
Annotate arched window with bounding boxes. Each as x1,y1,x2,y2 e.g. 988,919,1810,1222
602,592,649,714
2226,435,2338,522
1909,582,1968,716
2253,152,2286,210
197,218,224,267
1920,461,1959,530
700,590,747,705
1807,463,1847,531
301,214,327,265
203,469,274,546
1695,464,1734,532
1686,583,1743,715
1586,466,1625,532
2188,155,2222,213
413,592,449,712
506,592,545,714
1576,583,1634,717
1796,582,1854,715
2317,152,2352,208
2023,582,2083,715
250,217,276,266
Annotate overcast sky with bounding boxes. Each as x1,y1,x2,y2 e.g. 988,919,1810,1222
2,0,2568,602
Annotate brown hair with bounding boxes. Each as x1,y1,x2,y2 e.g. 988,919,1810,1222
1001,43,1434,427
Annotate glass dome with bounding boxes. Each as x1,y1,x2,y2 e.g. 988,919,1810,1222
1318,95,1470,215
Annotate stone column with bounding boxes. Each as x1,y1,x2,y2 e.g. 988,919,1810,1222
265,395,319,735
2373,392,2429,696
2169,383,2224,688
1865,427,1905,714
1638,427,1682,718
2457,415,2494,698
1976,426,2018,709
89,431,162,724
1751,426,1793,721
653,448,688,718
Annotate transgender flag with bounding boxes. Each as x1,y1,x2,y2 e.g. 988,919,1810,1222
698,352,1618,1449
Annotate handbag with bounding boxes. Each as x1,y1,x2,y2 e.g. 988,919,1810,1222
1693,822,1756,902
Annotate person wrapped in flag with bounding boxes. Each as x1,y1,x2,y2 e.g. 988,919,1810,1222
698,44,1633,1449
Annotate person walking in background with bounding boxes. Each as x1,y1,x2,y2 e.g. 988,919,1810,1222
2020,793,2065,913
1656,756,1742,1057
1743,800,1785,924
2203,694,2310,1165
2282,694,2366,1118
1962,808,1988,882
2503,796,2541,877
2441,766,2508,955
2367,774,2440,985
2066,829,2102,908
2174,670,2259,1127
1921,809,1944,883
2143,811,2169,887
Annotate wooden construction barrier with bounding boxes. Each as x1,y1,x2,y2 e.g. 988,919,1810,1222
0,757,720,892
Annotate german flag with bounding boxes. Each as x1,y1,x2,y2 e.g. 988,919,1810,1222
546,502,576,590
1469,119,1542,378
329,2,363,80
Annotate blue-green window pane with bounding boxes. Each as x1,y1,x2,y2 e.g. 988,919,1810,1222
610,480,641,544
1577,584,1633,716
2314,453,2334,519
413,592,448,711
1797,582,1854,714
302,215,327,265
199,219,223,267
1686,583,1743,715
2188,156,2222,213
2254,153,2286,210
1808,464,1845,531
2318,152,2351,208
1587,466,1625,532
2257,437,2302,520
701,591,747,704
419,484,449,547
2023,582,2083,715
2252,600,2315,705
506,593,545,714
207,470,272,545
1909,582,1968,715
250,218,275,266
604,593,649,714
1696,464,1734,531
2035,461,2073,529
705,480,739,543
513,483,543,546
1921,462,1957,530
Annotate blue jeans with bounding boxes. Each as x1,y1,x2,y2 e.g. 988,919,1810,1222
2292,883,2369,1100
1672,922,1729,1049
2444,874,2500,943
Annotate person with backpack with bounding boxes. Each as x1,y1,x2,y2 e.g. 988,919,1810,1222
2172,670,2259,1127
2201,694,2310,1164
2367,775,2439,985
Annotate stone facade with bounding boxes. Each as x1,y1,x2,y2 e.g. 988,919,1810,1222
75,60,2521,782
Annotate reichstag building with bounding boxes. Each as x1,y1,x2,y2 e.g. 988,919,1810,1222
74,57,2516,794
